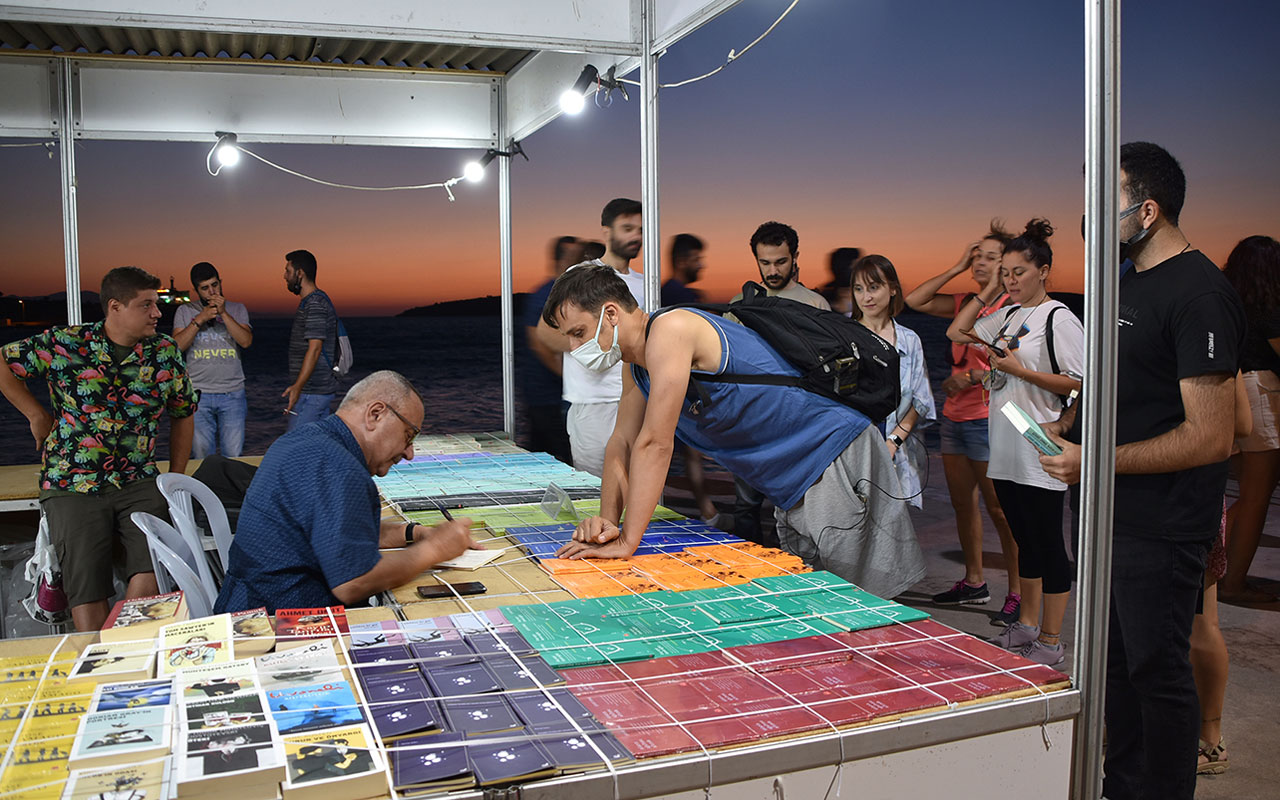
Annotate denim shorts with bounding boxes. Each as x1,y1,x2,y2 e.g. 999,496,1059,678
940,417,990,461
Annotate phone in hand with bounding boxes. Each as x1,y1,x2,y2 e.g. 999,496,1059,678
416,581,486,600
985,339,1007,359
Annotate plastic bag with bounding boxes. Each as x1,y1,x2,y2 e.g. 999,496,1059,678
22,511,70,625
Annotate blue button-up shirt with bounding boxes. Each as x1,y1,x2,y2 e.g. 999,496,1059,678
215,415,382,613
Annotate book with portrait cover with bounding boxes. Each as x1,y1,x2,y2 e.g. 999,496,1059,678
282,723,388,800
67,705,171,769
183,691,269,731
88,678,173,713
175,720,285,795
68,642,156,684
61,756,170,800
230,607,276,657
275,607,349,647
158,615,234,677
266,681,365,735
98,591,187,645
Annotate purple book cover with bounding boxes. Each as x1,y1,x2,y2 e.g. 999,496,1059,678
391,732,471,788
441,696,524,738
424,660,502,698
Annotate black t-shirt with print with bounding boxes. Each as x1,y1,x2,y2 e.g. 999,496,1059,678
1111,250,1245,539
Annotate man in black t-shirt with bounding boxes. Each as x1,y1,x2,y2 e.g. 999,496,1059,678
1041,142,1244,800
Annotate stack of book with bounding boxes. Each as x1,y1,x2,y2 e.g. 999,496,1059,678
275,606,350,650
98,590,188,644
230,607,276,656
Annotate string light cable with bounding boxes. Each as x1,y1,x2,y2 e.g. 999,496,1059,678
0,140,55,156
616,0,801,90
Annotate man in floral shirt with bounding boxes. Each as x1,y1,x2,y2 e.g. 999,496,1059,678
0,267,199,631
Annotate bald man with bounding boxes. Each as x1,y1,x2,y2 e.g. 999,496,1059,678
214,371,479,613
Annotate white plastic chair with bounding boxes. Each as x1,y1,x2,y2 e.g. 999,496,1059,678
156,473,234,577
131,511,216,618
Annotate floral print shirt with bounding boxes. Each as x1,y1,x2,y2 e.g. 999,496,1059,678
3,323,199,493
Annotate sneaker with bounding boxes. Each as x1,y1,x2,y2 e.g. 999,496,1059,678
1197,737,1228,774
932,580,990,606
990,621,1039,650
1016,639,1065,667
991,593,1022,627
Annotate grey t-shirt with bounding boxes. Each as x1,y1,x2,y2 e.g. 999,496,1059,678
173,300,251,393
289,290,339,394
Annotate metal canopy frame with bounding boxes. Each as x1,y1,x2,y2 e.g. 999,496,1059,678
0,2,1121,796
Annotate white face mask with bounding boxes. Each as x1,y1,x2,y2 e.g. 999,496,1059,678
569,308,622,372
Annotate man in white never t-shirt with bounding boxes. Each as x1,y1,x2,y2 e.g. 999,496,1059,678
540,198,645,477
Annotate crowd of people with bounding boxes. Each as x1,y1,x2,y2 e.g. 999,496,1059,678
2,141,1277,800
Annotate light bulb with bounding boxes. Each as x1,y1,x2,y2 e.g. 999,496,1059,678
215,143,240,167
463,161,485,182
559,89,586,115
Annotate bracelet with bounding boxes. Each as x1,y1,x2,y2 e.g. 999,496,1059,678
404,522,418,545
887,432,904,447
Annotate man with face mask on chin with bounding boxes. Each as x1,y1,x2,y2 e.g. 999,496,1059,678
537,198,645,478
282,249,340,429
540,265,924,601
1039,142,1244,800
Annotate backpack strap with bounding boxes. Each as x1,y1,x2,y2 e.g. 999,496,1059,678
1044,305,1063,376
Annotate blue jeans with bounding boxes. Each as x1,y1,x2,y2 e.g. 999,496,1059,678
192,388,247,458
288,392,335,430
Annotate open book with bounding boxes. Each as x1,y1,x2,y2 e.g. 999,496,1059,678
1000,400,1064,456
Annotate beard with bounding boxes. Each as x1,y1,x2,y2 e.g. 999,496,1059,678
761,268,794,289
611,236,641,260
286,276,302,295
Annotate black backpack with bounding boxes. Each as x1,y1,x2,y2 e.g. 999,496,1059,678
649,282,900,422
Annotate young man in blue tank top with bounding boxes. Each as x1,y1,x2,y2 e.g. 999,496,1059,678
539,264,924,600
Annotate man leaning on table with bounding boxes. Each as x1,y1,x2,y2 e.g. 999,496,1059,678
0,266,198,632
214,370,481,614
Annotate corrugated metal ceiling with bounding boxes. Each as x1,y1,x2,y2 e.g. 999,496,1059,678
0,20,533,71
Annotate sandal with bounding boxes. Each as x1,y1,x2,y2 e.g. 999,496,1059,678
1197,737,1228,775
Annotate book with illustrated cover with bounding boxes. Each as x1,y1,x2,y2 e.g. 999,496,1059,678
230,607,276,657
507,688,595,733
88,678,173,713
349,645,415,680
68,643,155,684
177,658,259,701
1000,400,1064,456
536,727,633,773
440,695,524,739
61,756,170,800
484,655,564,692
158,615,234,677
256,639,344,690
184,691,268,731
98,591,187,645
467,737,556,787
390,732,472,793
67,705,171,769
348,620,406,649
266,681,365,735
362,672,441,741
422,659,501,698
275,607,349,646
176,721,285,795
282,723,388,800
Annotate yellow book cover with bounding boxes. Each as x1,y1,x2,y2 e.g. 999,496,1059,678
99,590,188,645
158,615,235,676
68,643,155,685
0,767,65,800
282,723,388,800
230,607,276,657
61,757,170,800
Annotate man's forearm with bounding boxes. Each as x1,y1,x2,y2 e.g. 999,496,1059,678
173,323,199,352
0,367,44,421
1115,423,1231,475
294,340,323,388
331,540,456,605
618,435,674,552
598,434,631,524
169,415,194,473
222,312,253,348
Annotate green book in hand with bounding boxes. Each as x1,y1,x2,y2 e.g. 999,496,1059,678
1000,401,1064,456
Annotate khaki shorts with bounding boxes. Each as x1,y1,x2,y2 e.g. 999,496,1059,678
41,478,168,607
1236,369,1280,452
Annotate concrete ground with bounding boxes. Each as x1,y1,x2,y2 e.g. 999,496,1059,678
666,456,1280,800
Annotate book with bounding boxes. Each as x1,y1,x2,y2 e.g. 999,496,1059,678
98,591,187,645
348,620,406,649
282,723,388,800
507,688,595,733
422,660,501,697
390,732,472,792
483,655,565,692
467,737,556,787
349,645,415,680
175,721,286,795
257,639,344,690
535,728,632,773
230,607,276,657
61,756,171,800
276,607,350,647
1000,400,1064,456
88,678,173,713
158,615,235,677
177,658,259,701
184,691,269,731
67,705,171,769
440,695,524,738
433,548,502,571
266,681,365,735
68,643,155,684
361,672,441,741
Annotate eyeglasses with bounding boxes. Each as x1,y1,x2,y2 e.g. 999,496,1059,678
385,404,421,448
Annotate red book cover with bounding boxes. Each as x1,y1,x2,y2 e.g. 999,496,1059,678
559,664,629,688
610,722,699,758
869,641,991,682
687,672,788,714
852,686,946,719
729,635,853,672
633,679,722,720
274,606,349,641
806,696,875,727
618,650,735,681
737,707,828,738
684,715,759,748
757,669,829,700
803,655,911,695
830,623,929,650
572,685,670,726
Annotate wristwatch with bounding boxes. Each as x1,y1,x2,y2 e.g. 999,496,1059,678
404,522,418,545
887,432,905,448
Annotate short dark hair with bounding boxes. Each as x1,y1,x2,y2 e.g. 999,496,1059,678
581,241,606,261
190,261,219,287
285,249,318,281
1003,219,1055,268
601,198,642,228
1120,142,1186,226
983,219,1015,248
670,233,704,266
849,254,905,320
541,264,639,329
100,266,161,313
750,221,799,257
552,236,580,264
828,247,862,285
1223,235,1280,326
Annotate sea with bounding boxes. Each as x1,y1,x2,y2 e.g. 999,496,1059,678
0,310,961,468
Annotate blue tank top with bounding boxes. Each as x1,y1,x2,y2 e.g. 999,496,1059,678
632,309,869,510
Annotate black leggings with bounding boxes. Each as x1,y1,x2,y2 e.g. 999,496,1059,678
992,479,1073,594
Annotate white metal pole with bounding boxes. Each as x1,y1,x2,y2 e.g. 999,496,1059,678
639,0,661,312
498,85,516,438
57,58,82,324
1072,1,1121,796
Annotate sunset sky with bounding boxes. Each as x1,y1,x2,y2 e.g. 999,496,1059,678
1,0,1278,316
